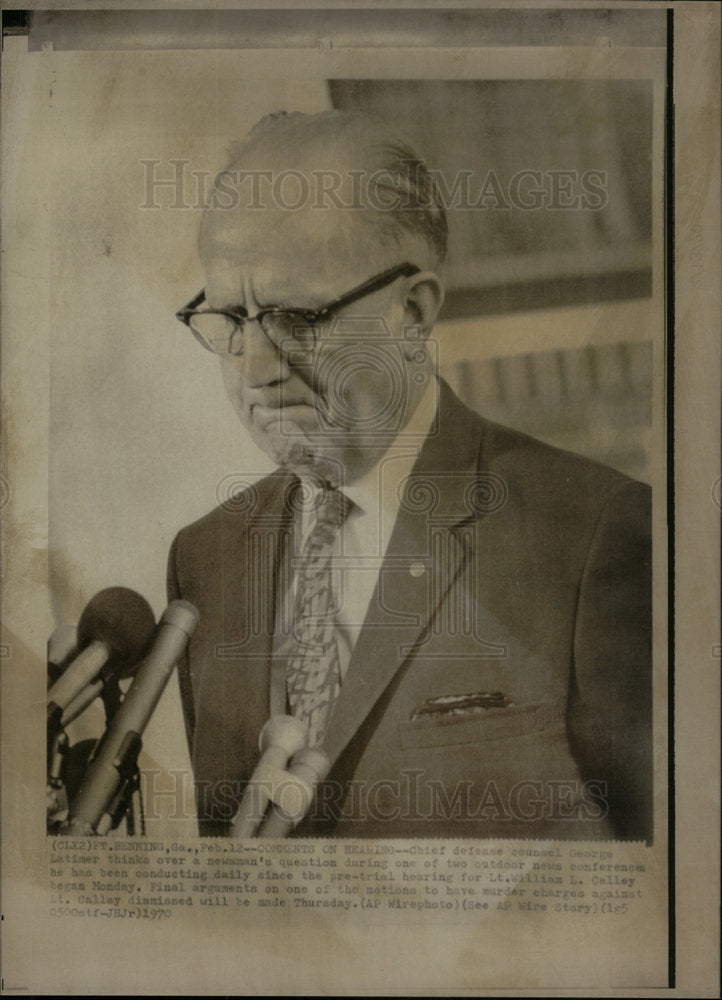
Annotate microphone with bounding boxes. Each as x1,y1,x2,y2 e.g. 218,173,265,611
63,599,200,835
48,626,148,728
257,746,331,838
47,624,80,686
47,588,156,722
60,674,120,728
230,716,309,838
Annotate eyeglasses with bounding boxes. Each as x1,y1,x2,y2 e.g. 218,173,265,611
175,262,421,357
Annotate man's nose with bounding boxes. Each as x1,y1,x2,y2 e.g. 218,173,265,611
241,319,288,387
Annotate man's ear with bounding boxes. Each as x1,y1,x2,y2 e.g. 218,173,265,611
401,271,445,346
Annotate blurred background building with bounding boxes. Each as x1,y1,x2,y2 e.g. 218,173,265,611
330,76,654,482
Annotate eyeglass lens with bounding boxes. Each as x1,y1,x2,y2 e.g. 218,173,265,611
190,311,318,356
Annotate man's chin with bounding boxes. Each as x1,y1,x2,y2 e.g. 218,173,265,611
251,428,344,485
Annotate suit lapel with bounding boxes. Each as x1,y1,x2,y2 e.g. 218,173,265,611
192,471,297,786
323,381,484,766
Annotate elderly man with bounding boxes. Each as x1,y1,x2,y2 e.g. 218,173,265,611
169,110,652,839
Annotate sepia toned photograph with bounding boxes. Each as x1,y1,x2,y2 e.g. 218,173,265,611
2,3,719,995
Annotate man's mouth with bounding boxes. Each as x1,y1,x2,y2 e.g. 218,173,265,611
251,402,320,434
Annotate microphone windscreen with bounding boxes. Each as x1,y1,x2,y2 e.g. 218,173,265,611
76,587,156,678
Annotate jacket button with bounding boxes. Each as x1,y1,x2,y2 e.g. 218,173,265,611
409,561,426,578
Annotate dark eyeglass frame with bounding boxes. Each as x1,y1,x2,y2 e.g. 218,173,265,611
175,261,421,356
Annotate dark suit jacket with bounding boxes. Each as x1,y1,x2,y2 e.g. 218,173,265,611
167,380,652,840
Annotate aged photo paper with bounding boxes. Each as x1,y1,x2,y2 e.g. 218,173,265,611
1,2,719,995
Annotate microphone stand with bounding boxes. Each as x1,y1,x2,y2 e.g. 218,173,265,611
46,729,70,831
92,730,144,837
97,678,145,836
46,677,139,835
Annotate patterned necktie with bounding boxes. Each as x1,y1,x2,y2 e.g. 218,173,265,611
285,486,352,747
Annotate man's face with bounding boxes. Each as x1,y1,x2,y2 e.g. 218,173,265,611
200,198,426,485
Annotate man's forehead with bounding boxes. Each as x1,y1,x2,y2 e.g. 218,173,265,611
202,189,353,251
201,201,370,301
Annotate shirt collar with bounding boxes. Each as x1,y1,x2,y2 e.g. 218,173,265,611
296,378,438,540
344,377,438,521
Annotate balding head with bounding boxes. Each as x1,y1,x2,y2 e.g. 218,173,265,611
202,110,448,272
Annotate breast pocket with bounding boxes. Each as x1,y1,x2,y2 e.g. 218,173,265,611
397,702,559,750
